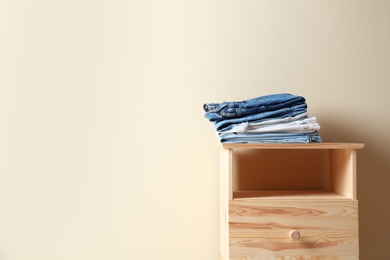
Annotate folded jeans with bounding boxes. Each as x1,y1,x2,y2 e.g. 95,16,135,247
209,103,308,131
224,117,320,133
218,132,322,143
203,93,306,118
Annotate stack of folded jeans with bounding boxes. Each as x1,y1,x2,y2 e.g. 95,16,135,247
203,93,322,143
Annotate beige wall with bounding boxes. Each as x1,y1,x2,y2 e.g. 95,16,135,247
0,1,389,259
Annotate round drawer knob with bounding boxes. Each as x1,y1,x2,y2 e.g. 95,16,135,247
289,230,300,240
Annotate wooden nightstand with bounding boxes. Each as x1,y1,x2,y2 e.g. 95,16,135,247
219,143,364,260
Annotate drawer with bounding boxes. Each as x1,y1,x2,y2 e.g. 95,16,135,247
229,199,358,259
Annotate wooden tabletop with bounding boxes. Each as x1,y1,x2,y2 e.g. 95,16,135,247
219,142,364,149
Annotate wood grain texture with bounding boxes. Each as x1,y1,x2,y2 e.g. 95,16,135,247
220,143,364,150
219,143,363,260
229,200,358,259
329,149,357,199
220,148,233,260
233,191,352,200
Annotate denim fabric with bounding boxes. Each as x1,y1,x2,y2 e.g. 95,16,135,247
210,103,308,132
204,93,323,144
227,117,320,133
203,93,305,119
218,132,322,143
309,133,322,143
221,112,308,133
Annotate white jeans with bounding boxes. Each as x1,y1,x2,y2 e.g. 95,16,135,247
219,113,320,134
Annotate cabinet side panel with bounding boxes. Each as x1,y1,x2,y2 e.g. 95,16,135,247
220,149,232,260
329,149,357,199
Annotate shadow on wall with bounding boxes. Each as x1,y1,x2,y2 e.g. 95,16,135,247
319,118,390,260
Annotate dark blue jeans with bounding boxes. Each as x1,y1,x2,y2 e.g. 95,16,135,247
204,93,305,119
208,103,308,132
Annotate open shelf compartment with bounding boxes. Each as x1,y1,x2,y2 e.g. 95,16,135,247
220,143,364,200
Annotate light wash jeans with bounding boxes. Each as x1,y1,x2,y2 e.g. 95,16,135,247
218,132,322,143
